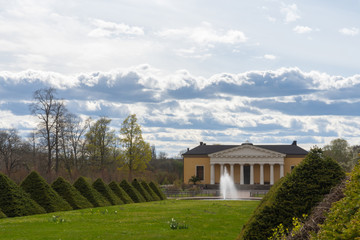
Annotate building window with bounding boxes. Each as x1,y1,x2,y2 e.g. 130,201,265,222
291,165,295,172
196,166,204,181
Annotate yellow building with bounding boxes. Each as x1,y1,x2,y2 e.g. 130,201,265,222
183,141,308,185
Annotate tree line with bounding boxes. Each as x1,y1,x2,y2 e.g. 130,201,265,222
0,88,183,184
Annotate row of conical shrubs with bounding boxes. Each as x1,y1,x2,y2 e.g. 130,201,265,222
0,171,166,218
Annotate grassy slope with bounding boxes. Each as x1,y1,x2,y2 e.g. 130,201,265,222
0,200,258,240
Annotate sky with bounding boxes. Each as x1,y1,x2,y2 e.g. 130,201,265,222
0,0,360,156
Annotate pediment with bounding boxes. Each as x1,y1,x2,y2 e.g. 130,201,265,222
209,145,286,158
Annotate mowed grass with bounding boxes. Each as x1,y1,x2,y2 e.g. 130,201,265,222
0,200,258,240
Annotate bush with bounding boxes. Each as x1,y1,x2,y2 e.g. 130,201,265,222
73,177,111,207
92,178,123,206
51,177,93,210
238,148,345,240
149,181,167,200
108,181,133,204
20,171,72,213
119,180,145,203
0,173,46,217
141,181,160,201
0,209,6,218
132,179,153,202
314,161,360,239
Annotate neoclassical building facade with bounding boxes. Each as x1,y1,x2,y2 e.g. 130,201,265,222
183,141,308,185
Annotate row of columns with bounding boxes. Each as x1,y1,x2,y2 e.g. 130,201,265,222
210,163,284,185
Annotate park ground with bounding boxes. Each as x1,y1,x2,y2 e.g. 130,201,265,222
0,199,258,240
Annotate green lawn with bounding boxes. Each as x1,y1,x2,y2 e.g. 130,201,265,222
0,200,258,240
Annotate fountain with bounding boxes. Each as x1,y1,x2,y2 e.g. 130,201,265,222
220,168,239,199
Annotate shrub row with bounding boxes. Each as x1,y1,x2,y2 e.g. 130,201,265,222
109,181,134,204
51,177,92,210
314,160,360,239
238,148,345,240
0,209,6,218
21,172,72,213
120,180,145,203
0,173,46,217
0,171,166,219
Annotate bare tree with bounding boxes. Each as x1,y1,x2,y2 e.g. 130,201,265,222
59,113,90,178
30,88,61,174
0,129,26,176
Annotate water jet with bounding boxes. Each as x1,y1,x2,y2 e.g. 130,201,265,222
220,168,239,199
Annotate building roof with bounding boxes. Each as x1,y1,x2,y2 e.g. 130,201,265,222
182,141,308,156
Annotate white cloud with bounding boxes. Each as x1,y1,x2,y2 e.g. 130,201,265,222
293,25,312,34
339,27,359,36
281,4,300,23
263,54,277,60
88,19,144,37
157,23,247,45
267,16,277,22
2,67,360,155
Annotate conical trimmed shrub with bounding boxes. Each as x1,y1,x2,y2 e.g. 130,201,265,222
108,181,133,204
238,148,345,240
0,209,6,218
20,171,72,213
119,180,145,203
52,177,93,210
0,173,46,217
73,177,111,207
141,181,160,201
149,181,167,200
92,178,123,205
132,179,153,202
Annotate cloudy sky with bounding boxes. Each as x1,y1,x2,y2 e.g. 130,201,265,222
1,0,360,156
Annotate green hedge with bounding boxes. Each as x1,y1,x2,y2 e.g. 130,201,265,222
0,209,6,218
92,178,123,205
20,171,72,213
73,177,111,207
119,180,145,203
141,181,160,201
149,181,167,200
238,148,345,240
132,179,153,202
108,181,133,204
51,177,93,210
0,173,46,217
314,161,360,239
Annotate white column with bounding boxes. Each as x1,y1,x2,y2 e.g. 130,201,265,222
280,164,284,178
220,164,224,176
270,164,274,185
260,164,264,185
250,164,254,185
240,164,244,185
230,164,234,181
210,164,215,184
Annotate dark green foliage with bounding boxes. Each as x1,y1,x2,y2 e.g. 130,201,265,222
73,177,111,207
92,178,123,205
108,181,133,204
119,180,145,203
141,181,160,201
20,171,72,213
239,148,345,240
149,181,167,200
132,179,153,202
0,209,6,218
51,177,93,210
0,173,46,217
314,161,360,239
